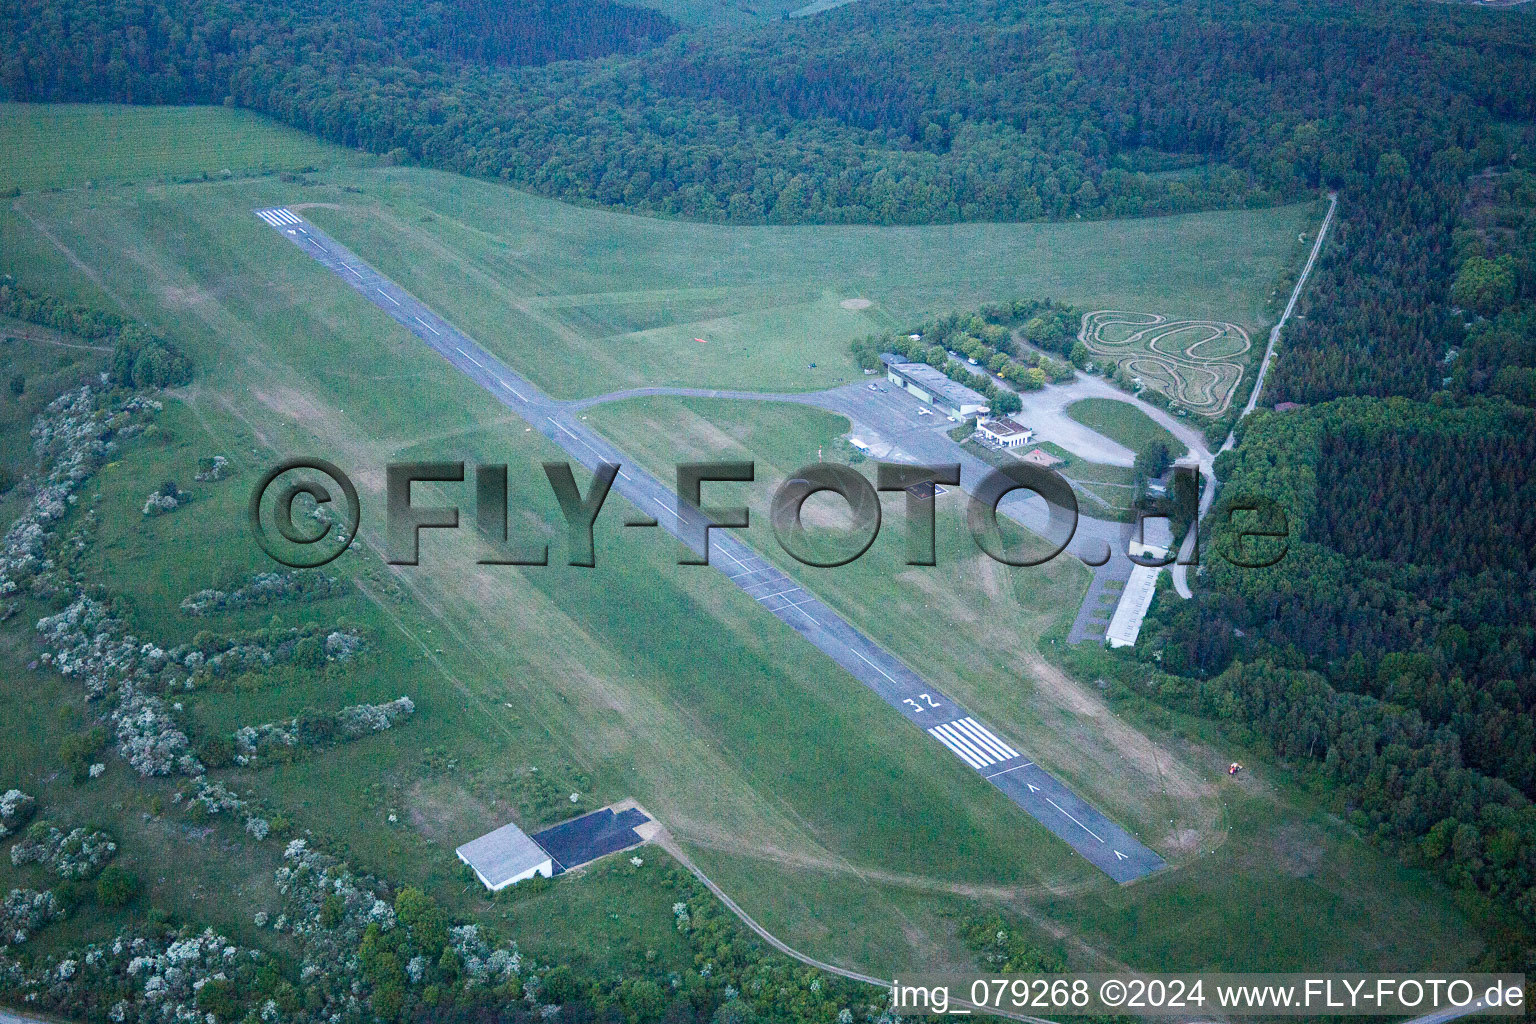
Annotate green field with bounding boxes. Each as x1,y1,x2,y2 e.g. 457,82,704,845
281,166,1316,399
0,103,365,193
1065,397,1190,460
0,108,1484,982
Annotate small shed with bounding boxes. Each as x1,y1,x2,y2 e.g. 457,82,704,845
456,821,554,891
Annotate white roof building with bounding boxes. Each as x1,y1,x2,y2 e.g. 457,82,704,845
976,417,1034,448
1105,543,1169,649
456,821,554,891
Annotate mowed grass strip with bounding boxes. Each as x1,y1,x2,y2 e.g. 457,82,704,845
1065,396,1189,459
0,103,364,192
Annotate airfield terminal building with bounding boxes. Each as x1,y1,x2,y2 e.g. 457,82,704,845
975,417,1034,448
881,353,990,418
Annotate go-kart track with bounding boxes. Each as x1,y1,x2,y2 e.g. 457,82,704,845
1079,310,1251,415
255,206,1166,884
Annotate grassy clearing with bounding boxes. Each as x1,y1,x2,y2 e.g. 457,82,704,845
0,138,1480,978
0,103,364,193
962,436,1139,518
1065,397,1188,459
295,167,1315,399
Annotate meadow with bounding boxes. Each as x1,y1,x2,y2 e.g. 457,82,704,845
1064,397,1190,461
0,103,364,193
297,167,1317,399
0,106,1482,980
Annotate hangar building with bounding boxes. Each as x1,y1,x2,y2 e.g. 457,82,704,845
456,821,554,890
880,354,990,418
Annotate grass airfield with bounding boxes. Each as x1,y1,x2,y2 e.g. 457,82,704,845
0,105,1485,981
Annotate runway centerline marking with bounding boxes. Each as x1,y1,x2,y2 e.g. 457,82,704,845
1045,798,1104,843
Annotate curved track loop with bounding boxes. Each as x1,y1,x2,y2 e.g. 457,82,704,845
1078,310,1249,416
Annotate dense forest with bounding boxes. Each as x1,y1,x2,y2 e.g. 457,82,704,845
1146,394,1536,948
1147,127,1536,948
0,278,191,389
0,0,1531,226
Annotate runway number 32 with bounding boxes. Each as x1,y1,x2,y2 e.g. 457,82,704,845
903,694,941,712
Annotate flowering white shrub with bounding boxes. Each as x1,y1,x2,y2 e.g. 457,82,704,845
0,789,36,839
0,889,62,946
113,695,194,777
323,630,363,661
139,491,181,517
449,924,522,989
334,696,414,739
230,696,415,768
9,825,117,880
179,571,343,617
193,455,230,482
0,385,159,598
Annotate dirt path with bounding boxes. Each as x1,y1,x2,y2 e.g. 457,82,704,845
0,316,113,353
652,828,1072,1023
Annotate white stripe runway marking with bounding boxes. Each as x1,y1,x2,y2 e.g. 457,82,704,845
928,725,987,769
497,379,526,401
925,717,1023,771
951,718,1010,760
932,722,994,767
376,288,399,306
257,211,282,226
984,761,1034,780
1045,797,1104,842
455,346,483,368
953,717,1019,761
276,209,300,225
652,497,683,523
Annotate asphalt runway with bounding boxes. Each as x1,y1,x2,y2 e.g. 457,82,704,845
255,207,1166,882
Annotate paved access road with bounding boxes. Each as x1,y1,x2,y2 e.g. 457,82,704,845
256,207,1165,882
